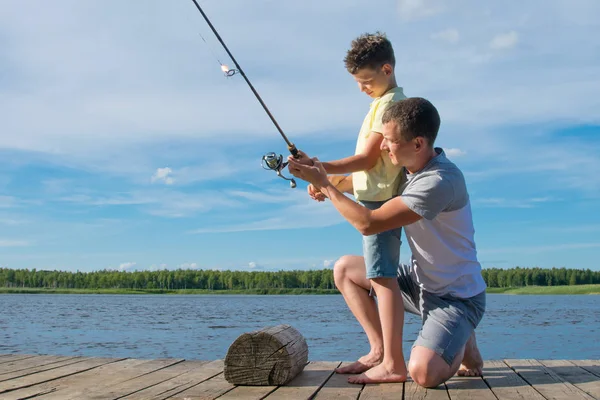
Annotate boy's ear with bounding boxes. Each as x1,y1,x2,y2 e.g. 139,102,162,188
382,63,393,76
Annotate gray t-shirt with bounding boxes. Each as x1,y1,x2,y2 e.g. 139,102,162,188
398,148,487,298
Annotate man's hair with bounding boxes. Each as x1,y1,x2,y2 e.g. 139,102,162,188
344,32,395,74
382,97,441,146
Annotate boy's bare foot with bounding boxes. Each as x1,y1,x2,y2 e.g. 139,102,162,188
335,352,382,374
347,362,408,384
457,331,484,377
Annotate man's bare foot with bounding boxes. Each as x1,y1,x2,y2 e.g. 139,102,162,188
457,331,484,377
347,362,408,384
335,352,382,374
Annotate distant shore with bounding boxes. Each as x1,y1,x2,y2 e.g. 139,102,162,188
0,284,599,295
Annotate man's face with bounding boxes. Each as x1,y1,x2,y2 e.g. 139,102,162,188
380,121,413,167
351,65,392,98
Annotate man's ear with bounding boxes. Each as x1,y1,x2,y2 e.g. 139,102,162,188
414,137,426,151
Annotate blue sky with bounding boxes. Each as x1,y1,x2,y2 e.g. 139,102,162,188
1,0,599,273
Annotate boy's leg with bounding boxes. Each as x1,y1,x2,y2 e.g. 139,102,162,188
332,255,385,374
407,291,486,388
347,199,407,384
348,276,407,384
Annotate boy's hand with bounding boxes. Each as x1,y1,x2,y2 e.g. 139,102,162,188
308,184,326,202
288,149,314,166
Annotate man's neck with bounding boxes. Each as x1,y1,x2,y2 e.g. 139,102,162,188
406,147,438,174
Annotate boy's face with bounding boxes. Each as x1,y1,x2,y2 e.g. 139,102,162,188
351,64,394,98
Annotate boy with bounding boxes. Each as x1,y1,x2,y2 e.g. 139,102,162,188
294,32,407,379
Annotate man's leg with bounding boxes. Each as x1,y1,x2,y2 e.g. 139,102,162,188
332,255,385,374
408,291,486,388
347,276,408,384
457,331,484,376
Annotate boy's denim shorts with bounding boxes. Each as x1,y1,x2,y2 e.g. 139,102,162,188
360,199,402,280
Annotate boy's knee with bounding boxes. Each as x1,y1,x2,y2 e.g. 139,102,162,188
333,256,354,285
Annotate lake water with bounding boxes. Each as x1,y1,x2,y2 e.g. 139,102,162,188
1,294,599,361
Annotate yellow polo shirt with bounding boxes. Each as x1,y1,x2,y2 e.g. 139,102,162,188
352,86,406,202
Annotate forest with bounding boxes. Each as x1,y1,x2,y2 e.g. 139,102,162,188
0,266,598,291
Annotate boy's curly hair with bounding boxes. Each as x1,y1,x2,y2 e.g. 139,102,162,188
344,32,395,74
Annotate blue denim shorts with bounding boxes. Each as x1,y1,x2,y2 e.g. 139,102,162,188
360,199,402,279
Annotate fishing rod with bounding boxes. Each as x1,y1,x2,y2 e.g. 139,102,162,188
189,0,298,188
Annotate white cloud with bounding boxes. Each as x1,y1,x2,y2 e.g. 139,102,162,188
0,217,27,225
247,261,265,270
480,242,600,255
118,262,136,271
490,31,519,50
56,189,242,218
431,29,460,44
398,0,444,20
189,195,344,234
178,262,199,269
323,259,336,268
0,239,31,247
151,167,174,185
444,148,466,158
473,197,560,209
0,196,16,208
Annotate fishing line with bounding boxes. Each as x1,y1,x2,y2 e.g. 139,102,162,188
188,0,299,188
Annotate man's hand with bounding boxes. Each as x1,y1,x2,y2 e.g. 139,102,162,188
288,149,314,166
288,156,329,189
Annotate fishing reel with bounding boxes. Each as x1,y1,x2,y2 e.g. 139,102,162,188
261,152,297,188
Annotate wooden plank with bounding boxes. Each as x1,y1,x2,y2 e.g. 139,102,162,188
0,358,152,400
164,372,235,400
0,357,122,395
445,375,495,400
505,359,595,400
32,358,185,400
540,360,600,399
0,357,83,382
311,362,363,400
217,385,278,400
571,360,600,378
0,355,78,375
483,360,545,400
263,361,340,400
0,354,37,364
404,379,448,400
358,382,404,400
122,360,225,400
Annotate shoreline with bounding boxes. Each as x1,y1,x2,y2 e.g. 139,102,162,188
0,284,599,295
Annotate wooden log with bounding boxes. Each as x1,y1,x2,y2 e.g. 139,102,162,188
224,324,309,386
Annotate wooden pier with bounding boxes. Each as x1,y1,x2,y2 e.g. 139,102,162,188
0,353,599,399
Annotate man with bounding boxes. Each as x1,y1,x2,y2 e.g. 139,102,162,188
287,97,487,387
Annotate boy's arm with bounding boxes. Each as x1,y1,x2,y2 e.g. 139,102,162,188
321,132,383,174
333,174,354,194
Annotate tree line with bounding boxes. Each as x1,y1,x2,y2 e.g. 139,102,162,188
0,266,598,291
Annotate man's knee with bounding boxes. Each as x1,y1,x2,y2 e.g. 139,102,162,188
408,348,452,388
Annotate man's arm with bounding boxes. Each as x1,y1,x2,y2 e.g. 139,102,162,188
321,132,383,174
320,183,421,235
